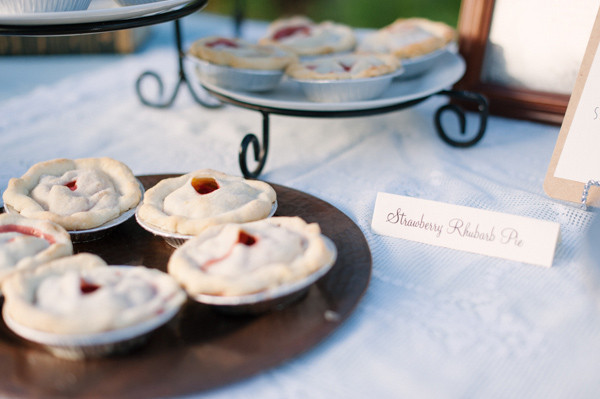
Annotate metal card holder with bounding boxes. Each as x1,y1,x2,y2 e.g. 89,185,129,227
581,181,600,210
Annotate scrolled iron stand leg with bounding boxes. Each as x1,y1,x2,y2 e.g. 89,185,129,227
239,111,270,179
135,19,222,109
434,89,489,147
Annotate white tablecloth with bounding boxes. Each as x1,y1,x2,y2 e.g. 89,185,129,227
1,12,599,399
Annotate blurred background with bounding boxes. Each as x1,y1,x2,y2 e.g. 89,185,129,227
0,0,463,100
203,0,462,28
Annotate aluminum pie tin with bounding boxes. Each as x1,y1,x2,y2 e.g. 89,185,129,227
4,179,144,243
290,67,404,102
189,56,285,92
2,266,182,360
135,200,278,248
192,235,337,314
398,43,457,80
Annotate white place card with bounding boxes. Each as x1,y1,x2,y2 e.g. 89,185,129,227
371,192,561,267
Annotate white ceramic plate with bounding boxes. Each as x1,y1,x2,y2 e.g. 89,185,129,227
0,0,191,25
200,51,465,112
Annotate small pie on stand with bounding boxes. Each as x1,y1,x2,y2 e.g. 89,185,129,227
260,16,356,58
189,36,297,70
358,18,457,60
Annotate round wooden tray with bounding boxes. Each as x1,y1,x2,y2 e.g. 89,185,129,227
0,175,372,399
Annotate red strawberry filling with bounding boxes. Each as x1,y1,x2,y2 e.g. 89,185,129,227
80,278,100,294
237,231,257,246
339,62,353,72
0,224,55,244
206,38,238,48
65,181,77,191
201,231,258,271
273,25,310,41
191,177,219,195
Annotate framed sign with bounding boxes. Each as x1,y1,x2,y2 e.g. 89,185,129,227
455,0,598,125
544,6,600,207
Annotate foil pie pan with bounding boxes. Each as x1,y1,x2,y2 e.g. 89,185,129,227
290,68,404,102
189,56,286,92
192,235,337,314
135,200,278,248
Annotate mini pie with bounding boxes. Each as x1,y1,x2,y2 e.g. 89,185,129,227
286,53,399,80
2,253,187,335
189,36,298,70
2,157,142,231
358,18,457,59
136,169,277,236
260,16,356,57
0,213,72,286
168,216,334,297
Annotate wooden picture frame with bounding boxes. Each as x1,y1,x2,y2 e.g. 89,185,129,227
454,0,595,125
544,6,600,207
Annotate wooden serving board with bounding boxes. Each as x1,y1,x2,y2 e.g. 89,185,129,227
0,175,372,399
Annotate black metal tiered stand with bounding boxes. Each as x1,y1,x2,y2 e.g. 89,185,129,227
0,0,489,179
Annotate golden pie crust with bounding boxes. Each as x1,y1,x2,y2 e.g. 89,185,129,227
136,169,277,235
286,53,399,80
260,16,356,57
2,253,186,335
359,18,457,59
0,213,72,286
189,36,298,70
168,216,334,296
2,157,142,231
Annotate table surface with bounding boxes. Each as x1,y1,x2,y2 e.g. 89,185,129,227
1,11,599,399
